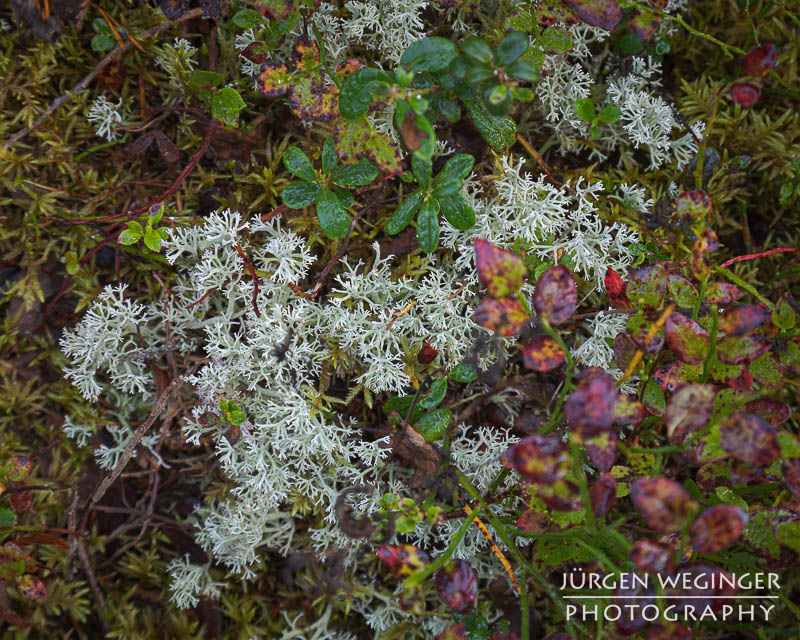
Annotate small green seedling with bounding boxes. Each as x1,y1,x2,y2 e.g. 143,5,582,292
575,98,622,140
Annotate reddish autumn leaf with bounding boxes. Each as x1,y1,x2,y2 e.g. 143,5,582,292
17,574,46,600
472,297,528,336
377,544,430,578
240,41,268,64
435,559,477,614
742,399,792,427
613,331,638,371
783,458,800,498
564,367,617,436
256,62,291,97
398,584,426,614
630,7,660,39
729,459,766,486
533,265,577,325
695,461,731,490
564,0,622,30
501,434,568,484
719,412,780,466
0,543,35,580
589,472,617,517
675,190,712,221
542,634,574,640
731,82,761,108
742,43,777,78
664,564,737,613
584,431,617,471
718,304,771,336
689,505,748,553
716,334,770,365
630,477,697,533
605,268,630,308
726,368,753,391
521,335,565,371
628,313,665,355
516,509,548,532
14,531,67,548
417,341,439,364
536,478,583,511
613,394,647,426
473,239,527,298
665,312,710,364
667,274,699,309
9,488,32,514
5,457,31,483
630,539,675,574
705,282,741,305
627,263,668,309
664,384,717,445
653,361,702,392
645,622,694,640
0,606,29,628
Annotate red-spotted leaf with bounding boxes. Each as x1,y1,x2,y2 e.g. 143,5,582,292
653,361,702,392
664,384,717,445
564,0,622,30
675,190,711,221
564,367,617,436
716,334,770,365
605,268,630,308
742,399,792,427
584,431,617,471
627,264,668,309
521,335,565,371
705,282,741,305
731,82,761,108
742,43,777,78
719,412,780,466
665,312,709,364
689,505,748,553
472,297,529,336
17,574,46,600
630,477,698,533
5,457,31,483
256,62,291,96
473,239,527,298
589,472,617,517
501,434,568,484
718,304,770,336
695,461,731,490
613,394,646,426
629,539,675,574
377,544,430,577
783,458,800,498
434,559,477,614
533,265,577,325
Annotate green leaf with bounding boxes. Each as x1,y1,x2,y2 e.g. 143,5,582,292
412,155,433,191
190,70,225,90
282,182,321,208
463,60,495,84
485,84,512,114
233,8,261,28
92,17,111,34
541,27,573,52
119,221,143,245
338,68,389,119
420,379,447,409
460,36,493,64
449,363,477,383
410,113,437,161
386,190,424,235
493,31,529,67
597,105,622,123
334,187,354,209
416,198,440,253
316,188,351,239
211,87,247,128
400,37,458,72
143,226,162,252
321,136,338,174
465,99,516,152
511,87,535,102
331,158,378,187
777,520,800,555
435,154,474,184
438,98,461,123
432,178,461,198
91,34,116,53
283,146,317,182
228,409,246,426
505,59,539,82
438,193,475,230
65,251,79,275
590,124,602,139
772,297,796,330
414,408,451,441
575,97,596,122
619,32,645,55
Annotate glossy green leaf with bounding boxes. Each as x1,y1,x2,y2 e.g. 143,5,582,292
282,182,321,208
414,408,451,441
321,135,338,174
576,97,596,123
143,226,162,252
316,188,351,239
331,158,378,187
338,68,389,119
597,105,622,123
386,189,424,235
450,363,477,383
400,37,458,72
211,87,247,128
432,178,461,198
233,8,261,28
493,31,528,67
505,59,539,82
439,193,475,230
119,221,143,245
416,198,440,253
412,155,432,191
420,379,447,409
466,99,516,152
435,154,474,184
459,36,493,64
283,146,317,182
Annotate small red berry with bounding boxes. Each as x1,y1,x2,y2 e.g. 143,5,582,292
731,82,761,108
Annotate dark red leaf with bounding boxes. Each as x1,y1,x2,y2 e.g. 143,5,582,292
0,606,29,628
627,263,668,309
152,130,180,163
664,384,717,445
630,477,697,533
731,82,761,108
435,559,477,613
473,239,527,298
604,268,630,308
589,472,617,517
472,297,529,336
783,458,800,498
417,341,439,364
689,505,748,553
516,509,548,532
533,265,577,325
564,0,622,30
614,331,638,370
129,131,156,156
564,367,617,436
14,531,67,548
742,399,792,427
584,431,617,471
613,394,646,426
501,435,568,484
718,304,771,336
742,43,777,78
536,479,583,511
241,42,268,64
718,412,780,466
521,335,565,371
629,539,675,574
17,574,46,600
665,312,709,364
9,488,32,514
377,544,430,577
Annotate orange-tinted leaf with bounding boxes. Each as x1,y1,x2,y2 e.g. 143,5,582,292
716,334,770,365
630,477,697,533
783,458,800,498
719,412,780,466
718,304,770,336
742,399,792,427
629,539,675,574
564,0,622,30
472,297,528,336
689,505,748,553
256,62,291,96
664,384,717,445
292,37,320,72
17,574,46,600
589,472,617,516
473,239,527,298
533,265,577,325
584,431,617,471
435,559,477,613
377,544,430,578
501,434,568,484
613,394,646,426
288,75,339,121
521,335,565,371
665,312,709,364
705,282,741,305
653,361,702,392
564,367,617,436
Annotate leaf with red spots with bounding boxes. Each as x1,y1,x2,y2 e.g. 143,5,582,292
377,544,430,578
664,384,717,445
589,472,617,517
288,76,339,121
584,431,617,471
613,394,647,426
629,539,675,574
742,399,792,427
630,477,698,533
675,190,711,221
334,116,402,175
716,334,770,365
533,265,577,325
17,574,46,600
719,412,780,466
256,62,291,97
653,361,702,392
473,239,527,298
472,297,529,337
742,43,777,78
501,434,568,484
665,312,709,364
718,304,771,336
705,282,741,305
434,559,477,614
731,82,761,108
564,0,622,30
604,268,630,308
783,458,800,498
689,505,748,553
4,457,31,483
627,263,668,309
521,335,565,371
564,367,617,436
695,461,731,490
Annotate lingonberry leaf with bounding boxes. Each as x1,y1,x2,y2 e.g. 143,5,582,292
719,412,780,466
533,265,577,325
731,82,761,108
664,384,717,445
742,399,792,427
783,458,800,498
501,434,568,484
434,559,477,614
589,472,617,517
584,431,617,471
629,539,675,574
473,239,527,298
689,505,748,553
377,544,430,577
716,334,770,365
705,282,741,305
564,0,622,30
17,574,46,600
614,331,639,371
400,37,458,72
718,304,770,336
472,297,528,337
564,367,617,436
665,312,710,364
630,7,660,40
521,335,565,371
742,43,777,78
630,477,698,533
627,263,668,309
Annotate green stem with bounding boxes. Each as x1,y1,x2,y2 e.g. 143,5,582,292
637,4,745,58
405,509,477,588
700,304,718,383
75,133,129,161
571,442,594,529
692,277,708,321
